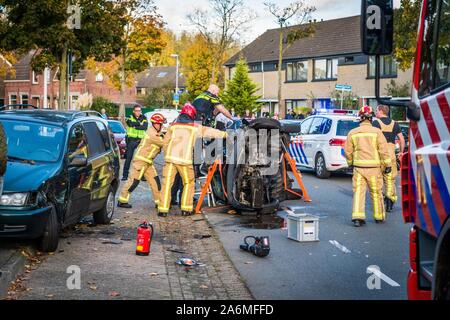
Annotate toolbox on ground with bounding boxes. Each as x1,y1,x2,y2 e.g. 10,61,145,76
287,213,319,242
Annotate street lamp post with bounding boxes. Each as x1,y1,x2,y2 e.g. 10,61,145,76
171,53,179,109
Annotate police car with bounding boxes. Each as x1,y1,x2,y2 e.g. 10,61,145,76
288,110,360,179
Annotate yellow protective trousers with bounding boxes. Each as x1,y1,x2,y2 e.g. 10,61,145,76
352,167,385,222
118,160,161,205
383,143,398,203
158,163,195,213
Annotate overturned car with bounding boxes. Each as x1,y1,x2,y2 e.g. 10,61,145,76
206,118,308,215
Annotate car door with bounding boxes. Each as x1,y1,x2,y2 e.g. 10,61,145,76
66,123,92,224
82,121,112,213
293,117,313,167
303,117,324,165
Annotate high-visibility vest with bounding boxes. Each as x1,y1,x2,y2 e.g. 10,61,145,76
127,116,147,139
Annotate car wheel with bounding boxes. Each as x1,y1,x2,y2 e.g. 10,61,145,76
38,203,59,253
93,187,116,225
315,153,331,179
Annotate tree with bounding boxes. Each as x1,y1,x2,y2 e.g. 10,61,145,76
187,0,254,87
221,58,261,115
393,0,421,71
87,0,165,121
181,34,217,100
264,1,315,117
0,0,126,110
87,96,119,117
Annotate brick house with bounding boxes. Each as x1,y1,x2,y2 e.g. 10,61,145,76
224,15,413,117
1,51,137,109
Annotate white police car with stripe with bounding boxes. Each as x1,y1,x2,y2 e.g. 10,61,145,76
289,110,360,179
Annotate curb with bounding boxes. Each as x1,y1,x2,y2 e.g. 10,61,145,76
0,246,35,299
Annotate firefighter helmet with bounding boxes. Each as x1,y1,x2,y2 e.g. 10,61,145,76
358,106,374,121
150,113,167,124
180,103,197,120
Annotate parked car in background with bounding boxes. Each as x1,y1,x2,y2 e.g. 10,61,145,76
0,109,120,252
108,120,127,159
289,110,360,179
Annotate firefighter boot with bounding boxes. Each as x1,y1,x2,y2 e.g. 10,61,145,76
117,202,132,209
158,212,168,218
353,219,365,227
182,211,193,217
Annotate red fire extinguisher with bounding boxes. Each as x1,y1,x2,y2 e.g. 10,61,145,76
136,221,154,256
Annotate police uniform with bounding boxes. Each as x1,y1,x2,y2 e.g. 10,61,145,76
158,114,227,215
193,91,222,126
123,114,148,180
344,121,392,223
118,126,164,207
373,117,402,204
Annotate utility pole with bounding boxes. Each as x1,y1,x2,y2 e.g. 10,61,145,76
43,68,48,109
171,54,180,110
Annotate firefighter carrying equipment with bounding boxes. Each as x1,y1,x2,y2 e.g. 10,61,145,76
158,118,227,214
118,126,164,206
373,117,399,203
344,121,392,223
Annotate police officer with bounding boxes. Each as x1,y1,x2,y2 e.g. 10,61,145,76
193,84,233,127
118,113,166,209
0,122,7,195
123,105,148,181
373,105,405,213
158,104,227,217
344,106,392,227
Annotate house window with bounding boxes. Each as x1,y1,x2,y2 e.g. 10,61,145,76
21,94,29,105
0,98,4,106
314,58,338,80
96,72,104,82
249,64,261,73
9,94,17,105
137,88,146,95
286,99,307,112
286,61,308,82
32,71,39,84
368,55,398,78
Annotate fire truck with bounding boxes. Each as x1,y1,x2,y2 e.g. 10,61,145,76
362,0,449,299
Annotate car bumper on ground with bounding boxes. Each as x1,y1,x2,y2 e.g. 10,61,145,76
0,206,52,239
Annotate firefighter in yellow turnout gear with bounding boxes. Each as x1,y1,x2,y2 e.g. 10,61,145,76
158,103,227,217
344,106,392,227
117,114,167,209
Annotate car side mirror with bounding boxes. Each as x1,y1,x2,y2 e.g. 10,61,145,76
361,0,394,55
69,155,88,167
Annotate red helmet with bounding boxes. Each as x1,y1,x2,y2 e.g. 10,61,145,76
358,106,374,120
180,103,197,120
150,113,167,124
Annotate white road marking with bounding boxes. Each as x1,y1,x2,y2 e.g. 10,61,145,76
329,240,351,254
367,266,401,287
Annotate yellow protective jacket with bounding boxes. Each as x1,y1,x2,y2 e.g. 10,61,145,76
163,122,227,165
344,122,392,168
134,126,165,164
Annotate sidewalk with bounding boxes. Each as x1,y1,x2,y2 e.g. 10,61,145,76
3,182,252,300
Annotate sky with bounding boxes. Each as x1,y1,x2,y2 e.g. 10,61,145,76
155,0,401,44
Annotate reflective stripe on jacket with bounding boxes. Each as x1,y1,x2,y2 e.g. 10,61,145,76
126,115,148,139
163,123,227,165
134,126,165,164
344,122,392,168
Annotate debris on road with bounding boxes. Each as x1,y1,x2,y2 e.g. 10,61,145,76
176,258,205,267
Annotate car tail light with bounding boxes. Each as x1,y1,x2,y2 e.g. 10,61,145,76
329,138,346,146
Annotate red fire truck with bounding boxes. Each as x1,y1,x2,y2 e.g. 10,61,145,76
361,0,449,300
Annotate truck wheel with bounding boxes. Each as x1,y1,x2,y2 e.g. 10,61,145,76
315,153,331,179
38,203,59,253
93,187,116,225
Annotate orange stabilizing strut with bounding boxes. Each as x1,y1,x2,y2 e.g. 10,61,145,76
195,159,221,214
283,150,312,202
